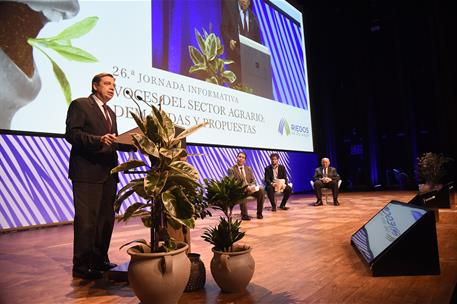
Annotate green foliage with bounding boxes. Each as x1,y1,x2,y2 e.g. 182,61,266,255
416,152,453,185
204,176,247,219
188,26,237,86
202,177,248,252
111,105,209,252
202,217,245,252
27,17,99,104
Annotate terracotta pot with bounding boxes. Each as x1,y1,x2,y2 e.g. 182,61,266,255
127,242,190,304
210,244,255,292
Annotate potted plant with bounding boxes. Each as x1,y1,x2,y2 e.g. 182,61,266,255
416,152,453,192
111,105,207,304
188,26,236,86
202,176,255,293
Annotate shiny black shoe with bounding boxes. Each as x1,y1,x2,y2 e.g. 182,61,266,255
313,200,323,206
334,200,340,206
257,214,263,219
72,267,103,280
279,205,289,210
241,215,251,221
97,261,118,271
271,206,277,212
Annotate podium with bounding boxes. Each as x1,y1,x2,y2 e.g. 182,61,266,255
239,34,273,99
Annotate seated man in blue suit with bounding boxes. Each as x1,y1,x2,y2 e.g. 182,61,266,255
264,153,291,211
313,157,340,206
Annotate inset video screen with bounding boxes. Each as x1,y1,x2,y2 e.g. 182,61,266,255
1,0,313,152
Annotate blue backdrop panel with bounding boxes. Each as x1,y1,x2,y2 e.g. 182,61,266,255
0,133,315,230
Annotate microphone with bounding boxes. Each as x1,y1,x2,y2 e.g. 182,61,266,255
135,94,153,108
125,89,144,119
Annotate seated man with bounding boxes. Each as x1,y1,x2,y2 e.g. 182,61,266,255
264,153,292,211
313,157,340,206
228,151,265,220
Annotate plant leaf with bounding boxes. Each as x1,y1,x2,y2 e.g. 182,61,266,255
43,42,97,62
189,46,205,65
173,122,208,143
46,56,72,104
50,16,99,41
189,63,207,74
206,76,218,84
169,161,199,181
195,28,206,52
222,70,237,84
132,133,159,157
206,33,218,61
160,110,175,140
131,112,146,134
111,159,146,174
145,171,168,198
121,202,151,222
119,239,149,251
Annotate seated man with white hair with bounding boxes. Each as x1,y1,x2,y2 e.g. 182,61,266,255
312,157,340,206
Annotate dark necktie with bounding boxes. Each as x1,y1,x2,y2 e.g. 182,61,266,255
243,11,248,35
102,104,112,131
240,166,246,181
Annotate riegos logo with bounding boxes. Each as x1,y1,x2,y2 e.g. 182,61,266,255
278,118,290,135
279,118,310,137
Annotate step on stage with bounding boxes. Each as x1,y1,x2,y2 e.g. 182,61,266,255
1,191,456,303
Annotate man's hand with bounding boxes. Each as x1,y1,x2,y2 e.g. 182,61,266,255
229,39,237,50
246,185,257,194
100,133,117,146
321,177,332,183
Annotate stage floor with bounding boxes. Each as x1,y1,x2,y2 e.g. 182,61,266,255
1,191,456,303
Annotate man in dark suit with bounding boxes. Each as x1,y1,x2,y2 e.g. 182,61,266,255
313,157,340,206
65,73,125,280
228,151,265,220
221,0,261,85
264,153,292,211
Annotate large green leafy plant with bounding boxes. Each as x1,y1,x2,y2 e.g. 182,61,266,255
188,27,236,86
112,106,208,253
202,176,248,252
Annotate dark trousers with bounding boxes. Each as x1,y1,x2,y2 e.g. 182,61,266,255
240,188,265,216
72,177,117,269
314,180,339,201
265,184,292,208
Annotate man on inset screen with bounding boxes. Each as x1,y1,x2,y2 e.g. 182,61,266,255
264,153,292,211
221,0,261,85
228,151,265,220
313,157,340,206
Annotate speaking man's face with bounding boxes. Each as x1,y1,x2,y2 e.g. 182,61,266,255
93,75,115,103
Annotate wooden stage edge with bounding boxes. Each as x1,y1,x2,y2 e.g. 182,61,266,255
0,191,456,304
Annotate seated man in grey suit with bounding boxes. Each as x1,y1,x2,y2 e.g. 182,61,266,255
313,157,340,206
228,151,265,220
264,153,291,211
